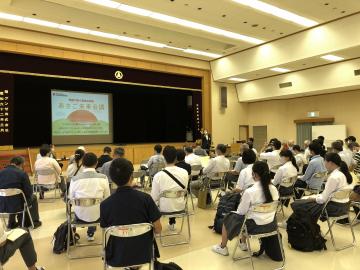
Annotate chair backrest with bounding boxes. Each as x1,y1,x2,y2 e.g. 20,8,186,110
208,171,227,180
69,198,102,207
160,190,187,199
132,171,145,178
149,162,165,176
36,168,56,176
105,223,153,239
190,164,202,176
313,171,327,179
0,188,23,197
250,201,279,214
330,188,352,201
279,176,297,188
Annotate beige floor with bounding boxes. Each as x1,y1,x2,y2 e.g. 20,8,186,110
5,191,360,270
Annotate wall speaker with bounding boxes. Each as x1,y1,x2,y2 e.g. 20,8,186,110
220,86,227,108
354,69,360,76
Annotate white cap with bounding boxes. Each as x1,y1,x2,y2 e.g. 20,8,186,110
78,146,86,151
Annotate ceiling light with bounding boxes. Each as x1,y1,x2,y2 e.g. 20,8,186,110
85,0,264,44
320,54,344,62
58,25,90,34
89,30,118,39
183,49,222,58
0,12,23,21
232,0,318,27
270,67,290,73
23,18,59,28
229,77,247,82
117,36,165,48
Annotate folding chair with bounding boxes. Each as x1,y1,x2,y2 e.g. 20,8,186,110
232,201,285,270
0,188,34,229
350,201,360,226
277,176,297,217
296,171,327,197
321,188,356,251
67,198,103,259
34,168,61,202
159,190,191,247
229,156,240,170
148,162,165,188
103,223,153,270
132,170,146,189
188,164,203,210
207,171,227,205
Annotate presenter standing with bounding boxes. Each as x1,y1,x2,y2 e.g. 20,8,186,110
201,129,212,154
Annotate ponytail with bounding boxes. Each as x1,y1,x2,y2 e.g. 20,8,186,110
280,150,299,171
252,161,273,203
291,156,299,172
74,149,85,168
339,161,353,184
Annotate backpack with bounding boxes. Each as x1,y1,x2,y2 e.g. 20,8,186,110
287,210,327,252
154,261,182,270
253,234,283,262
213,193,241,233
52,221,75,254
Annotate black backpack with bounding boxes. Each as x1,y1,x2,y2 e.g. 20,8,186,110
253,234,284,262
154,261,182,270
213,193,241,234
287,210,327,252
53,221,75,254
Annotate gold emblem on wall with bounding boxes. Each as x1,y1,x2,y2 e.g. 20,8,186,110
114,71,124,80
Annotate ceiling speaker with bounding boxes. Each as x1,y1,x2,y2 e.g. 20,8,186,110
279,82,292,88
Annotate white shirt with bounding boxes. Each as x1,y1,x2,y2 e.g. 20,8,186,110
151,166,189,213
34,156,61,185
304,147,311,164
185,153,202,176
203,155,230,176
339,150,353,168
259,150,281,173
272,161,298,186
69,168,110,222
295,153,306,173
236,182,279,225
66,163,84,180
252,148,258,156
236,164,254,191
315,168,350,204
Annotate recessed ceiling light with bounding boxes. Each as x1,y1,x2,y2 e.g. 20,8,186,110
84,0,264,44
0,12,22,21
229,77,247,82
23,17,59,28
183,49,221,58
232,0,318,27
320,54,344,62
270,67,290,73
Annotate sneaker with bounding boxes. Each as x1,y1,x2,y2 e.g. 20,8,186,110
212,244,229,256
239,241,248,251
87,235,95,242
168,224,176,231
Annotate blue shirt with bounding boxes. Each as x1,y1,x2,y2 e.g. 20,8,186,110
300,155,326,189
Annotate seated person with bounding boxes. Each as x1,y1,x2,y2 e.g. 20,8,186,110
184,146,202,178
272,150,299,196
351,142,360,174
191,144,230,197
193,140,208,156
224,143,249,189
100,158,162,267
248,140,258,156
291,153,352,221
151,146,188,231
34,144,62,199
175,149,191,175
259,139,282,178
0,223,45,270
232,149,256,193
96,146,112,170
331,140,352,168
69,153,110,241
294,142,326,199
212,161,279,256
147,144,166,177
99,147,125,182
304,140,311,164
68,146,86,165
293,145,306,174
0,156,42,229
66,149,85,185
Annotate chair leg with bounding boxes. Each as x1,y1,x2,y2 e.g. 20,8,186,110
246,237,255,270
187,214,191,242
277,230,285,270
25,206,34,229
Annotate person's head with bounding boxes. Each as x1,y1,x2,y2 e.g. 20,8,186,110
82,152,98,168
50,144,55,152
78,146,86,152
337,139,344,147
240,143,249,153
252,161,273,203
176,149,186,162
324,152,352,184
184,146,193,155
195,140,202,147
280,149,299,171
113,147,125,158
154,144,162,154
215,144,227,156
349,142,360,153
292,145,301,154
242,149,256,165
10,156,25,170
331,141,343,153
304,140,310,148
272,140,281,150
110,158,134,187
74,149,85,165
103,146,112,155
346,136,356,145
204,129,208,134
248,137,254,143
39,144,51,157
247,142,254,150
309,141,322,156
269,138,278,145
317,136,325,145
163,145,177,164
288,140,295,147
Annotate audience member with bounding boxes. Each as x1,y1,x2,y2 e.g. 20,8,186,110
351,142,360,174
99,147,125,181
151,146,188,231
232,149,256,193
331,141,352,167
184,147,202,167
293,145,306,174
247,138,257,155
69,146,86,164
36,144,56,161
317,136,326,150
224,143,249,189
304,140,311,164
69,152,110,241
175,149,191,175
259,139,282,178
0,156,42,229
147,144,166,177
66,149,85,180
100,158,161,267
194,140,208,156
96,146,112,169
288,140,295,152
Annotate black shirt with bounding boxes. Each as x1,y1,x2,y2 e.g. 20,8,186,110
176,161,191,175
100,186,161,267
97,154,112,169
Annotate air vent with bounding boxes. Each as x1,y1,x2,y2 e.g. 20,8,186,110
279,82,292,88
354,69,360,76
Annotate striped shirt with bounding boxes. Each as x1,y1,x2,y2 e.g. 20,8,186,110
354,152,360,174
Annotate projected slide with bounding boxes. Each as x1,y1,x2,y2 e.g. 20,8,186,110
51,90,112,144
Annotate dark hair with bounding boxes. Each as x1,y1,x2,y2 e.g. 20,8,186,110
109,158,134,186
280,150,299,171
113,147,125,157
252,161,273,203
331,141,343,152
163,145,177,164
247,142,254,149
318,135,325,141
309,142,322,155
74,149,85,167
82,152,98,167
346,136,356,142
39,144,51,157
242,149,256,165
103,146,112,154
10,156,25,166
184,146,193,154
293,145,301,152
325,153,352,184
176,149,186,162
272,140,281,150
269,138,278,144
216,144,227,154
154,144,162,154
349,142,359,151
248,137,254,142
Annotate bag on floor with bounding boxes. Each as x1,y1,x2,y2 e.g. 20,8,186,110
287,210,326,252
154,261,182,270
253,234,283,261
52,221,74,254
197,189,209,209
213,192,241,234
